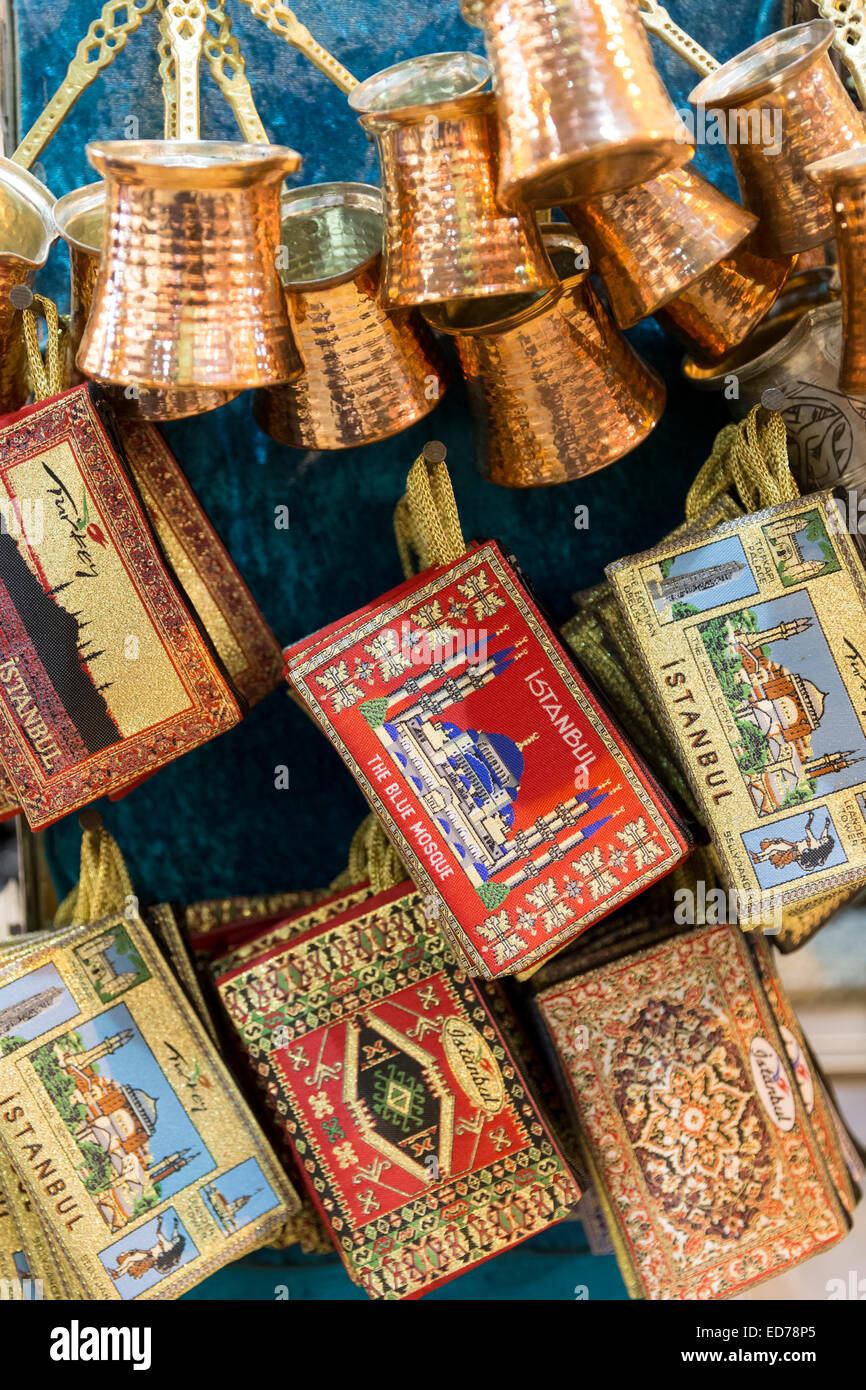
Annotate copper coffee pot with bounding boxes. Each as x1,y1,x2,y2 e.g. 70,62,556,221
55,181,239,419
350,53,555,309
562,165,756,329
254,183,447,449
473,0,692,207
422,227,665,487
656,236,795,364
807,148,866,395
77,0,303,392
689,21,866,257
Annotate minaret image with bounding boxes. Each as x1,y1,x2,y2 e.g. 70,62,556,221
803,750,866,779
62,1028,134,1071
748,617,813,647
147,1149,200,1183
648,561,744,605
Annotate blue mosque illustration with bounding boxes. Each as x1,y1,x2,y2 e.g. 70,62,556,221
360,635,623,906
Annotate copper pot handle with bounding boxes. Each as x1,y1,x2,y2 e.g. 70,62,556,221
637,0,719,76
11,0,158,169
158,0,270,143
202,0,270,142
237,0,359,94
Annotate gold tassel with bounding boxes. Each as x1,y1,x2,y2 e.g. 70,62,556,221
54,812,135,927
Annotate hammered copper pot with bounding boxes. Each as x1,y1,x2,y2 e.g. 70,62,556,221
563,165,757,329
77,140,303,391
689,21,866,257
54,182,238,420
0,159,56,413
656,235,795,364
807,148,866,396
476,0,692,207
253,183,447,450
422,227,665,487
350,53,555,309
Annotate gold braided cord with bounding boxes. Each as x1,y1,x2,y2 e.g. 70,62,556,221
21,295,64,403
12,0,158,168
686,405,799,523
394,450,466,579
333,813,407,896
54,823,135,928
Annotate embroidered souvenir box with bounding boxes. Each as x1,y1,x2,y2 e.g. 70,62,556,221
607,492,866,931
119,420,282,709
0,909,298,1300
0,385,242,828
536,924,850,1300
285,541,690,978
214,884,580,1299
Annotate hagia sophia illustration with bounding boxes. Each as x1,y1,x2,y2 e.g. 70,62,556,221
58,1028,200,1231
359,634,626,906
722,613,864,815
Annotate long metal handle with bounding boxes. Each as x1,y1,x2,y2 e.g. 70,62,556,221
202,0,269,142
12,0,158,168
165,0,207,140
237,0,358,94
637,0,718,76
157,0,179,138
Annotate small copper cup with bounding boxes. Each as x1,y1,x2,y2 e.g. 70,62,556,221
656,236,796,365
350,53,555,309
0,159,56,413
807,147,866,396
77,140,303,391
422,227,665,487
563,165,757,329
689,21,866,257
476,0,692,207
55,182,238,420
254,183,447,450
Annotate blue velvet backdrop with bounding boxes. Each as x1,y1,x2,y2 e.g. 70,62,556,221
15,0,787,1298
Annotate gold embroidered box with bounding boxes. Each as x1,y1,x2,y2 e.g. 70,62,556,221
606,492,866,929
0,910,298,1299
536,923,851,1299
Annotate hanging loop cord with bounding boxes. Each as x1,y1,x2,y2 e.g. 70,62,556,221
329,812,407,896
685,404,799,523
20,293,65,403
55,813,136,927
393,442,466,579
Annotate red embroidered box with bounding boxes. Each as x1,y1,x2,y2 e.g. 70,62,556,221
214,884,581,1299
285,541,690,978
